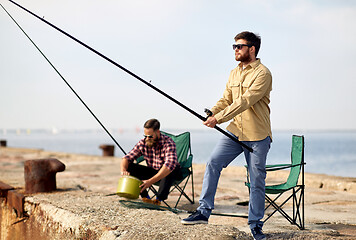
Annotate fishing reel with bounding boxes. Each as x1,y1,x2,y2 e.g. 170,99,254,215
204,108,213,121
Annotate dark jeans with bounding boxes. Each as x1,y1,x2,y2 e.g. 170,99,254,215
127,162,182,201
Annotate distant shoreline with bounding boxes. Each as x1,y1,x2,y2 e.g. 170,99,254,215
2,127,356,135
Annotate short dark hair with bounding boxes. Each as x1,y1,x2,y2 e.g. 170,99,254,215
144,119,160,131
234,31,261,57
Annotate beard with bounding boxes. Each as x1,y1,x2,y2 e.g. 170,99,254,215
145,137,158,148
235,51,252,63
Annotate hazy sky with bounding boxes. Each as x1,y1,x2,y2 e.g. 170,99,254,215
1,0,355,131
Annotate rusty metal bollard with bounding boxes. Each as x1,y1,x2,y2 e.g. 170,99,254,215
0,140,6,147
24,158,65,194
99,144,115,156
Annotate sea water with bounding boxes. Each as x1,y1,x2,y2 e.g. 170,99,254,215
1,129,355,178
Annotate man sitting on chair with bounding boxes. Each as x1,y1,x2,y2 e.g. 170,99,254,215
120,119,181,205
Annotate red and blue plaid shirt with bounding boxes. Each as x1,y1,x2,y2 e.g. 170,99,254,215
124,133,178,171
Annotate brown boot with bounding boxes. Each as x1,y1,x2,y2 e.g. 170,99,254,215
142,197,154,204
152,199,161,206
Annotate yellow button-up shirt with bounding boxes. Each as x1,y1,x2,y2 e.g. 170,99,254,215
211,59,272,141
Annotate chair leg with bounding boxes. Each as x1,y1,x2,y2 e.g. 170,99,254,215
173,175,194,208
265,192,283,211
264,194,295,224
264,187,304,230
191,169,195,204
173,184,194,208
293,186,304,230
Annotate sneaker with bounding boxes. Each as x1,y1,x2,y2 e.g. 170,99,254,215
251,226,266,240
181,211,208,225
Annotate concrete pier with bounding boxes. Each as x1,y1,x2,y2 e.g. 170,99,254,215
1,147,356,239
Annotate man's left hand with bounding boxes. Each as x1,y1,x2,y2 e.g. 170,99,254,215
140,180,153,192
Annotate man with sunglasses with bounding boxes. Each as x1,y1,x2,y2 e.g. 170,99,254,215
120,118,180,205
181,31,272,240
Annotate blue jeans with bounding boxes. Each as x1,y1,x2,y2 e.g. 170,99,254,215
197,132,271,229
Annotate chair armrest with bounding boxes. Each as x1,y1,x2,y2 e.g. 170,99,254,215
245,163,302,172
266,163,304,171
244,164,291,169
266,164,291,171
180,154,193,169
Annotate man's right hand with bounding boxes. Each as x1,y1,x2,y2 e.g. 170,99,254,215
203,116,217,128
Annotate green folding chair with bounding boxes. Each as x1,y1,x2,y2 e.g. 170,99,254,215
245,135,305,229
136,131,194,208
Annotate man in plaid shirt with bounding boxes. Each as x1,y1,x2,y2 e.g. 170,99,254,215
120,119,181,205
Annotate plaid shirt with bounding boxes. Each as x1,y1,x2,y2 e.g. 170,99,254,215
124,133,178,171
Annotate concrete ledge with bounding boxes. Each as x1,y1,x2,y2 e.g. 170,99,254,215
24,196,96,239
1,194,104,240
7,190,25,218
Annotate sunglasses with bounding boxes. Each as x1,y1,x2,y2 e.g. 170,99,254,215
144,135,154,139
232,44,252,50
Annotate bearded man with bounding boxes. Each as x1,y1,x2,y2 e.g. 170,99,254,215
181,31,272,240
120,119,180,205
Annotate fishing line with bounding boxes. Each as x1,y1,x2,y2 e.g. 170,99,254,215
0,3,127,155
6,0,253,152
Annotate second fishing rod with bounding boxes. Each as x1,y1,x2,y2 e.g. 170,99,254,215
8,0,253,153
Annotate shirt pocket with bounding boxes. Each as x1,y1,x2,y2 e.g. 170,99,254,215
230,82,241,98
241,80,254,95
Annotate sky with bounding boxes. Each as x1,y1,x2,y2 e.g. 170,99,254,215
1,0,356,132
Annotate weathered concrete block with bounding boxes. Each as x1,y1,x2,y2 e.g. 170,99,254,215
99,144,115,156
0,181,14,198
24,158,65,194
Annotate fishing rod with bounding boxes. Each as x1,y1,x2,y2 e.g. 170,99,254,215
6,0,253,152
1,2,127,155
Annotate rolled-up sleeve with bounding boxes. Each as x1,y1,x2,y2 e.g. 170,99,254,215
124,140,144,163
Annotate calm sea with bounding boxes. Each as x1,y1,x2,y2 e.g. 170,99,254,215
1,129,355,178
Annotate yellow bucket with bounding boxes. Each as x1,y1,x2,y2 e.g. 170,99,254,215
116,175,142,199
